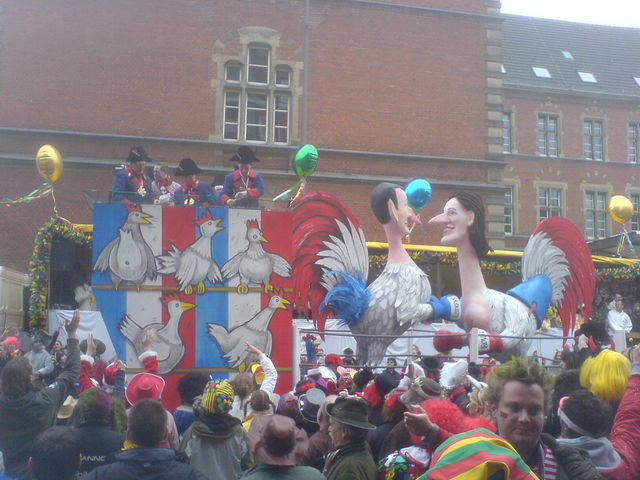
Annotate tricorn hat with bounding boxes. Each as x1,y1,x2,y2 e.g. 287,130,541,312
327,396,375,430
229,146,259,164
175,158,204,176
247,414,308,466
126,146,152,164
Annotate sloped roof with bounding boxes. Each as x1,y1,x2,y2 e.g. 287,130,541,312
502,14,640,98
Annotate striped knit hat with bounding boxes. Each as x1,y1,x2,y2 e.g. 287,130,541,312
201,379,234,414
424,428,540,480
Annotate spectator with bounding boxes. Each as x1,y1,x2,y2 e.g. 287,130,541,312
0,310,81,479
319,353,343,383
229,343,278,420
28,426,81,480
179,379,251,480
72,387,126,477
173,372,210,437
607,299,632,335
221,146,264,208
367,387,407,462
85,399,207,480
24,336,54,382
306,394,337,470
242,390,276,431
323,396,377,480
483,357,603,479
240,414,324,479
151,164,180,206
341,347,357,366
297,387,325,438
384,357,400,381
111,146,153,203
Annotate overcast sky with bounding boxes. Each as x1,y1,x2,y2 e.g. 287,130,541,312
500,0,640,28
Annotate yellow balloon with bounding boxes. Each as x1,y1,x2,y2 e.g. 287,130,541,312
36,145,63,183
608,195,634,223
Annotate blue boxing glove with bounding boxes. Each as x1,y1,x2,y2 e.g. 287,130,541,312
429,295,463,321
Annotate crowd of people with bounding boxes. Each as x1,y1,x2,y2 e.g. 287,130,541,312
1,306,640,480
110,145,265,208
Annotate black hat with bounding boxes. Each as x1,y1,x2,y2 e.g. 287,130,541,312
374,372,399,397
229,146,260,164
175,158,204,176
126,146,152,164
299,387,325,423
80,338,106,356
327,396,375,430
421,355,441,373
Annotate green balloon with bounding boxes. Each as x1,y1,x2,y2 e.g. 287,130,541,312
292,144,318,178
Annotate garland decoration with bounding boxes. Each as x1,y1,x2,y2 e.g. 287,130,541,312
28,217,92,329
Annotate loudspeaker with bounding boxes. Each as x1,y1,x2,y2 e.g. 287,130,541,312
50,238,77,272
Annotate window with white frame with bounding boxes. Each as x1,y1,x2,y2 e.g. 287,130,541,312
584,191,608,240
504,186,514,235
629,123,640,164
538,187,562,221
537,115,558,157
630,193,640,231
223,45,292,144
584,120,604,161
502,112,512,153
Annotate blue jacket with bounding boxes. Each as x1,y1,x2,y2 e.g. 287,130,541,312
221,170,264,208
111,168,153,203
173,180,216,207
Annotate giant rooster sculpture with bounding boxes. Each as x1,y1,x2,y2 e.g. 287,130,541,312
291,183,461,365
156,209,224,294
94,203,157,289
429,191,596,361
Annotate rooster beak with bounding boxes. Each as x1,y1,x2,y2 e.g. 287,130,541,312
214,219,224,232
278,298,291,309
180,301,196,312
139,212,152,224
259,235,269,243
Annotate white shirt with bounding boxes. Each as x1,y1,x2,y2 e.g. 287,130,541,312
607,309,632,333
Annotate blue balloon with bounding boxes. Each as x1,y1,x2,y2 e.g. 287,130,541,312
405,178,432,212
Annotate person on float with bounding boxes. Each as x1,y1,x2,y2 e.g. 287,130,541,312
151,164,181,205
221,146,264,208
111,146,153,203
173,158,216,207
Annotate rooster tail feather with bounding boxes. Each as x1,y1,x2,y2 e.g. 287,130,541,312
320,271,369,327
523,216,596,339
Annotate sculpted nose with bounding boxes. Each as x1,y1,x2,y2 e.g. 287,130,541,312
428,213,446,225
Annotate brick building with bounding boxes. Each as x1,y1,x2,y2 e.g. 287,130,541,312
0,0,505,272
2,1,639,277
501,15,640,249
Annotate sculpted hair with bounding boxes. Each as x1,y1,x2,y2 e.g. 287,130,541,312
128,399,167,446
1,356,34,396
30,426,80,480
484,356,554,414
580,349,630,403
449,191,492,258
370,182,401,224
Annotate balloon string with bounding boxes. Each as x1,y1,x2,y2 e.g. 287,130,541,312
1,183,52,204
272,179,303,202
287,179,307,209
51,188,59,218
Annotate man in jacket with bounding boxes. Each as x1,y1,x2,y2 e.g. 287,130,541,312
323,396,378,480
0,309,81,479
85,399,207,480
111,146,153,203
221,146,264,208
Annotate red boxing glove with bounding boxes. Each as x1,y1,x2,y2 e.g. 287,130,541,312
433,330,467,353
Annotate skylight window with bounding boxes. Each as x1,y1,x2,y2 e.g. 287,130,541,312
578,71,597,83
532,66,551,79
561,50,574,60
634,77,640,87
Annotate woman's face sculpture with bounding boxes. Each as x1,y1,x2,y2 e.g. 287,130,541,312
428,197,475,247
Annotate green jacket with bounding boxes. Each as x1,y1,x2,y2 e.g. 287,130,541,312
323,442,378,480
0,337,80,479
